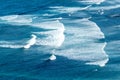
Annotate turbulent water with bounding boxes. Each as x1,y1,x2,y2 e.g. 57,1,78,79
0,0,120,80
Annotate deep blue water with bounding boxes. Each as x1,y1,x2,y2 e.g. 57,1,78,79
0,0,120,80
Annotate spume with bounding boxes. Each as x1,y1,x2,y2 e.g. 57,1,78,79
23,34,37,49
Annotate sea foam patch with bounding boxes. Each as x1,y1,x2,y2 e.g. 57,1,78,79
0,15,33,24
0,15,65,48
31,18,109,67
32,20,65,48
53,18,109,67
0,34,37,49
23,34,37,49
78,0,105,4
49,5,91,14
0,41,24,49
0,14,108,67
89,5,120,11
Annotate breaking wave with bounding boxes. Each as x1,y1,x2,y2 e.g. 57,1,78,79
0,41,24,49
0,34,37,49
54,18,109,67
32,20,65,48
0,15,33,24
23,34,37,49
0,13,108,67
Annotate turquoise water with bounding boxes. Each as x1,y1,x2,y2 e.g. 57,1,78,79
0,0,120,80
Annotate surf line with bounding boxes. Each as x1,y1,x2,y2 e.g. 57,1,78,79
23,34,37,49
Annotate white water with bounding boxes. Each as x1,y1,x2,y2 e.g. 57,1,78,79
0,14,109,66
0,41,24,49
0,34,37,49
32,20,65,48
86,58,109,67
53,18,109,67
89,5,120,11
0,15,65,48
49,5,91,14
23,34,37,49
0,15,18,21
49,54,56,60
0,15,33,24
31,18,109,67
78,0,105,4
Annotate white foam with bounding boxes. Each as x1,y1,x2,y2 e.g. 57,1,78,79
0,41,24,49
23,34,37,49
85,42,109,67
49,54,56,60
32,20,65,48
89,5,120,11
32,20,65,30
29,18,108,67
0,34,37,49
0,15,32,24
52,19,109,67
0,15,18,21
49,5,91,13
0,15,65,48
0,14,109,67
86,58,109,67
78,0,105,4
0,44,23,49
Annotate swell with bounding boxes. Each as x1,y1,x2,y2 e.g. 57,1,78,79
0,0,109,67
0,12,109,67
0,15,65,50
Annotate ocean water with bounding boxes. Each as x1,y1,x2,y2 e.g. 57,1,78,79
0,0,120,80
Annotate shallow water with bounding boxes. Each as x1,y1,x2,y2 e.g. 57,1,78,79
0,0,120,80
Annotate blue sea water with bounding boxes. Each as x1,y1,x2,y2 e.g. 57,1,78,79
0,0,120,80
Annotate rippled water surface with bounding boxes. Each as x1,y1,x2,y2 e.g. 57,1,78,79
0,0,120,80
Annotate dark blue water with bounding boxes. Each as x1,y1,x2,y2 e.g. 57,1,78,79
0,0,120,80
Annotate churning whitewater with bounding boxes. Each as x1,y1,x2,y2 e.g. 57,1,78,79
0,14,108,67
0,0,119,80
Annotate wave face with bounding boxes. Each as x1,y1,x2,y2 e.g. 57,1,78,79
0,0,120,80
23,34,37,49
